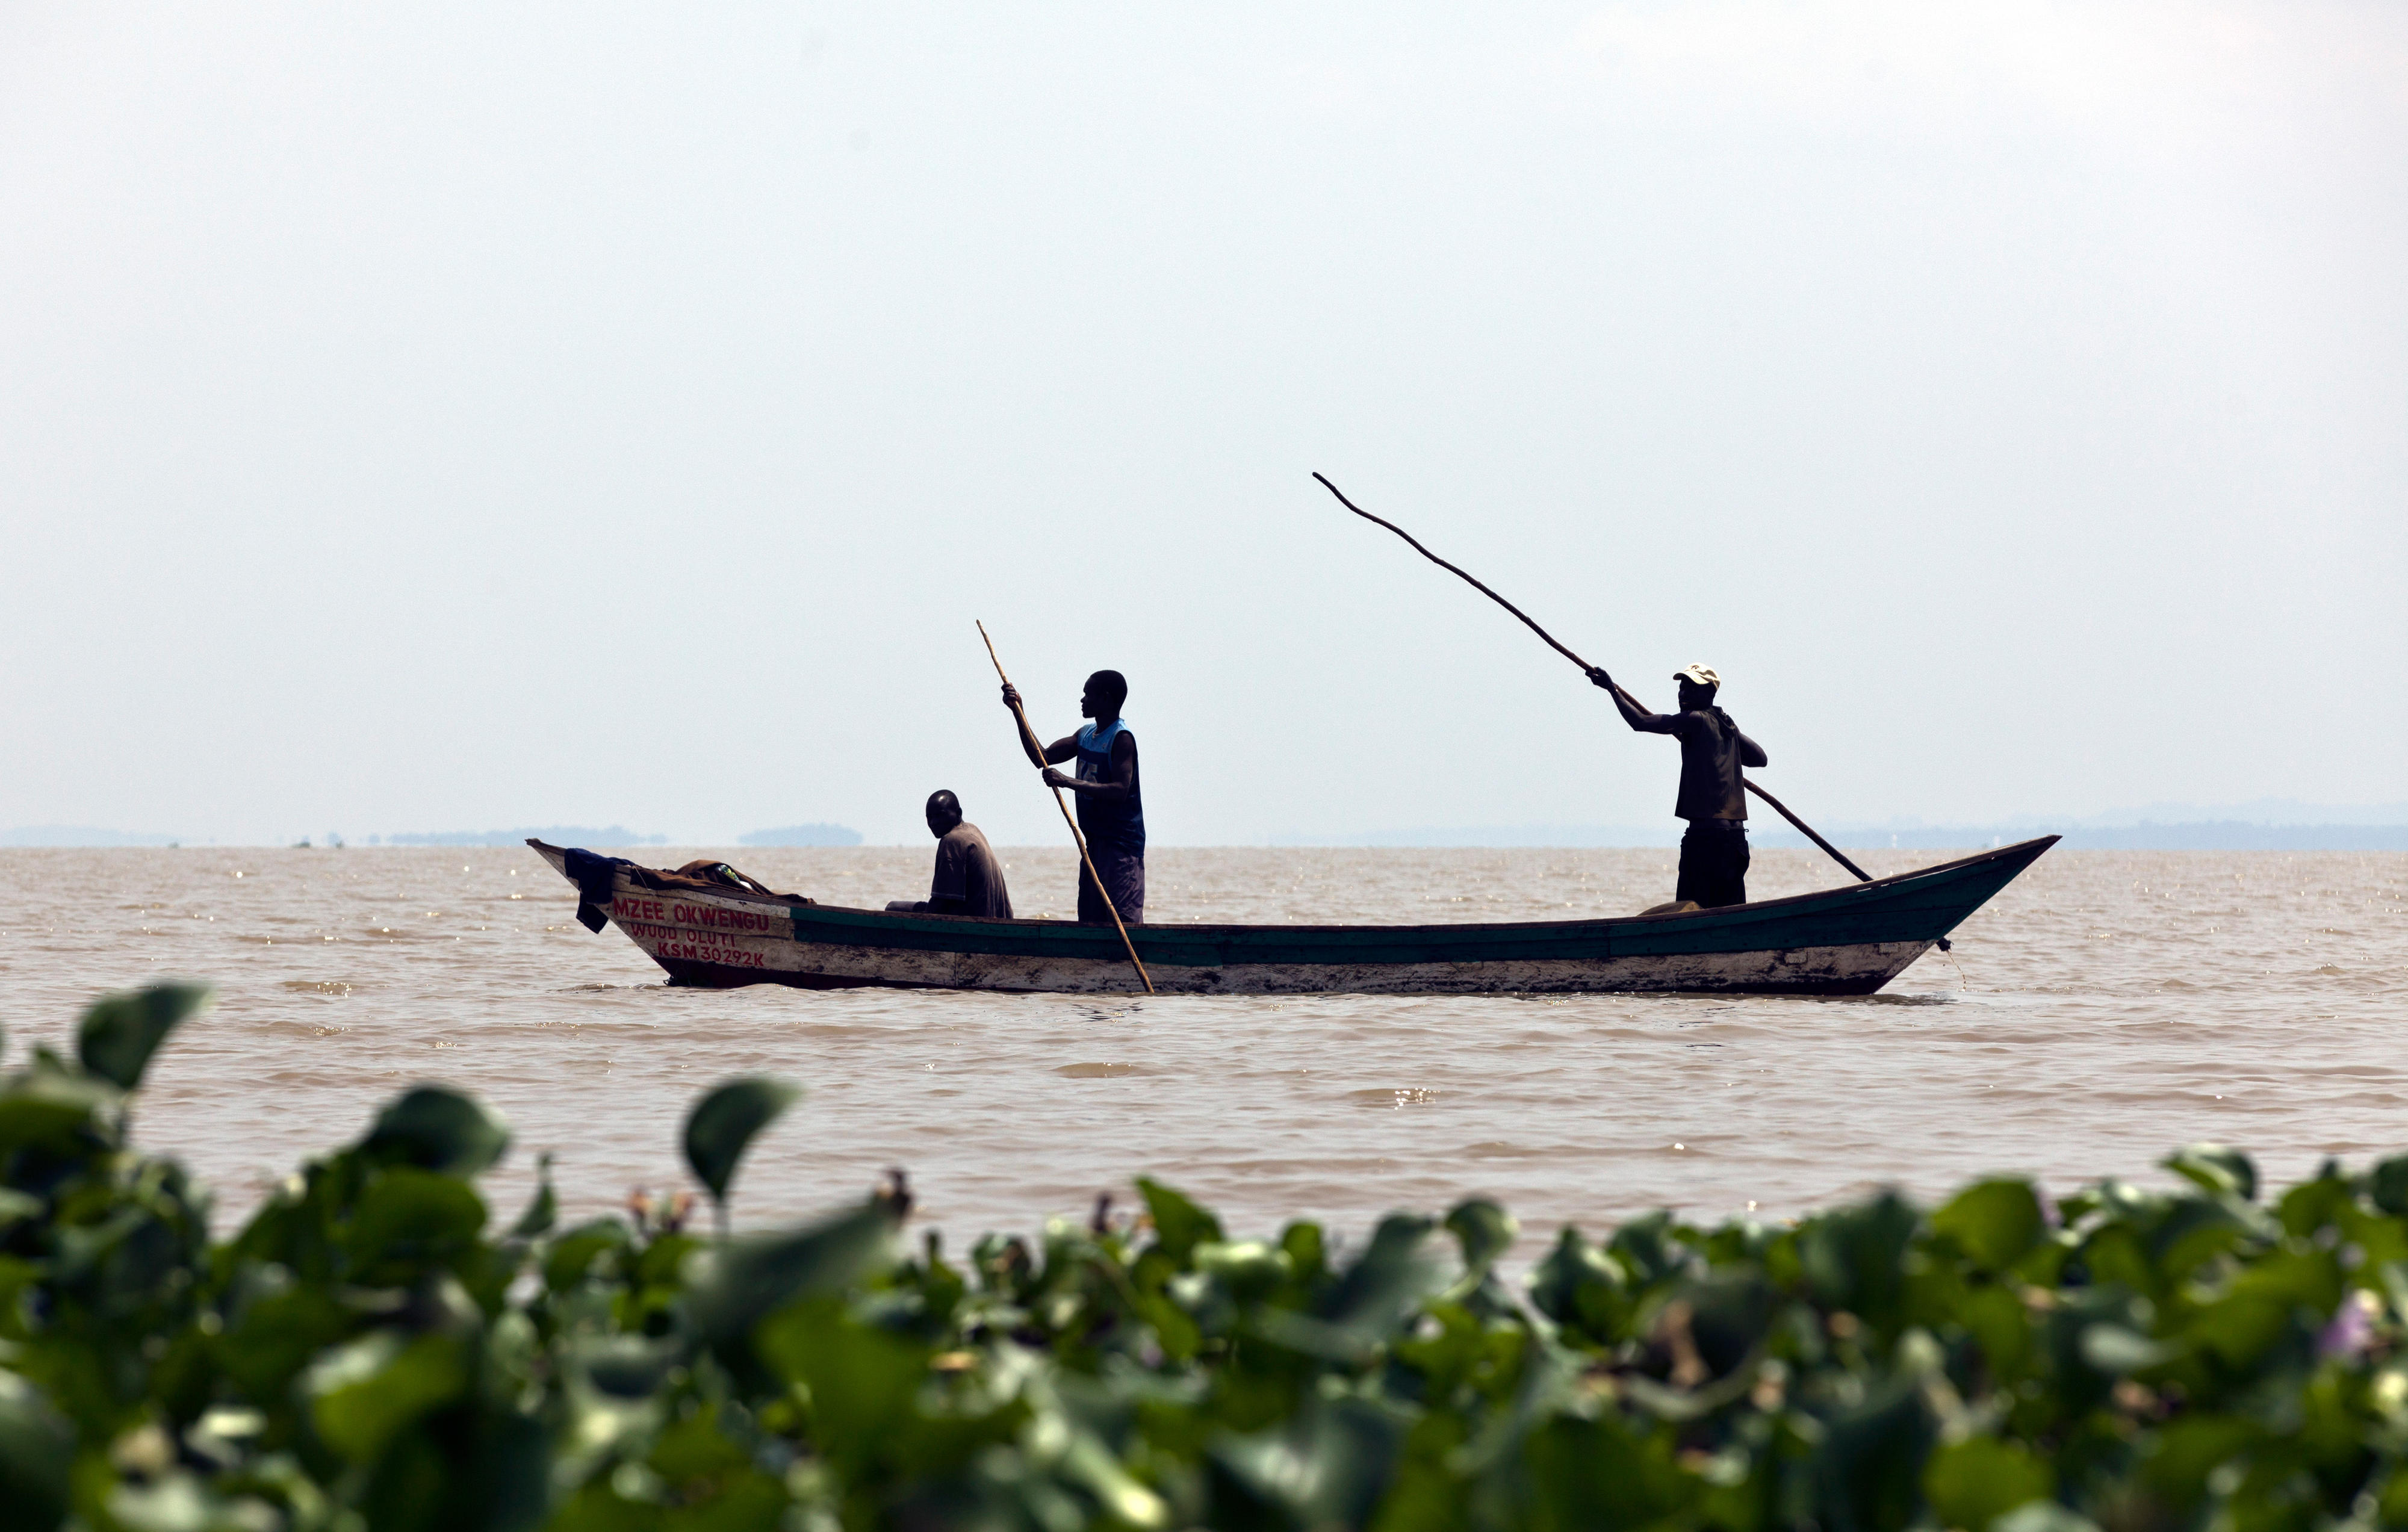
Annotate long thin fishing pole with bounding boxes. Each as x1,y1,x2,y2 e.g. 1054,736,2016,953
976,622,1156,993
1312,471,1593,672
1311,472,1874,884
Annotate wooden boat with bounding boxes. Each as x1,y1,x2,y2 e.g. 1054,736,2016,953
528,834,2055,996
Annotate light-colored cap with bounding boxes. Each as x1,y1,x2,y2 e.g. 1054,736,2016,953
1674,663,1721,689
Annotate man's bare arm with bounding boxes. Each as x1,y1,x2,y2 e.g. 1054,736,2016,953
1586,668,1678,734
1000,684,1079,766
1041,736,1134,801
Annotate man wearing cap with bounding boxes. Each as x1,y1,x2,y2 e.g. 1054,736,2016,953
1587,663,1768,908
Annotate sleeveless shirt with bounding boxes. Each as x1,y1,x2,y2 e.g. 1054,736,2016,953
1073,719,1146,855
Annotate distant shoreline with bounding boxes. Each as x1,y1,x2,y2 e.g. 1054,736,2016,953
5,827,2406,852
1266,822,2408,852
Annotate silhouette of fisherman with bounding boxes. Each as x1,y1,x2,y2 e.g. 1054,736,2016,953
885,790,1012,917
1000,670,1145,925
1588,662,1767,909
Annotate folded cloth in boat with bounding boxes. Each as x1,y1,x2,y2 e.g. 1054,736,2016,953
672,860,780,897
563,847,637,933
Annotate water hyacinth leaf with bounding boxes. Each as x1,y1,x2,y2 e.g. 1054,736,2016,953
2165,1143,2257,1203
363,1086,510,1176
2368,1155,2408,1217
305,1330,471,1462
1194,1239,1291,1303
1607,1210,1683,1291
684,1200,900,1344
752,1303,931,1472
1800,1191,1919,1330
2141,1415,2258,1515
1931,1179,2046,1271
1810,1372,1935,1532
2080,1324,2177,1374
1679,1270,1778,1378
2229,1244,2345,1312
1993,1503,2105,1532
509,1152,557,1239
214,1287,351,1403
1322,1213,1443,1340
647,1409,754,1486
467,1412,551,1532
1209,1395,1409,1532
0,1189,42,1232
107,1475,288,1532
1137,1177,1223,1265
54,1206,157,1289
681,1076,801,1204
1280,1220,1327,1282
0,1070,120,1155
573,1335,684,1398
1923,1436,2055,1532
1511,1410,1699,1531
1445,1197,1517,1273
76,982,211,1091
1945,1284,2034,1382
1529,1227,1627,1334
1057,1430,1171,1531
0,1370,74,1532
544,1218,635,1293
338,1167,488,1282
2274,1163,2356,1238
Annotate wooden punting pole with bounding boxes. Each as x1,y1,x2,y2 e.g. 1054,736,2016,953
1312,471,1874,885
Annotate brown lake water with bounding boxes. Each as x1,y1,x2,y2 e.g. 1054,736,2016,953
3,846,2402,1253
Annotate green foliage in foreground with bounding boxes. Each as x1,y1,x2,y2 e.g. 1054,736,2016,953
5,990,2408,1532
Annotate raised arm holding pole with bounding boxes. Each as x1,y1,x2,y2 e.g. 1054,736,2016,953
1311,471,1873,888
976,622,1155,994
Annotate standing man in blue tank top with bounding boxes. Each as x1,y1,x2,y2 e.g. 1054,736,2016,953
999,669,1146,925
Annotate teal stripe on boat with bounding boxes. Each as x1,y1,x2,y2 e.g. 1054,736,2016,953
784,837,2050,968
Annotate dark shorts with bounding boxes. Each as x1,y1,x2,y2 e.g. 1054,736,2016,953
1078,848,1144,926
1677,820,1749,909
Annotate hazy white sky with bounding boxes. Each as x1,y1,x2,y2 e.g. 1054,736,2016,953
3,2,2402,845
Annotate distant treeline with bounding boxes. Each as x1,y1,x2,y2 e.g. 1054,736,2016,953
1275,823,2408,852
377,825,668,847
9,822,2401,852
0,825,182,847
739,823,864,847
1756,822,2408,853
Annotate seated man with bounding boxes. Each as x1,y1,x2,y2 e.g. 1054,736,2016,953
1589,662,1768,909
884,790,1013,917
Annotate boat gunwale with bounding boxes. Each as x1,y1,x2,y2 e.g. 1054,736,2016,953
526,834,2058,940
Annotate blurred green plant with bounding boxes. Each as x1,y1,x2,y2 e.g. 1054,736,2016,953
5,984,2408,1532
681,1077,801,1239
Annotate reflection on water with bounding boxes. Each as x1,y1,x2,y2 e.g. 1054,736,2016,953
1,845,2402,1254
